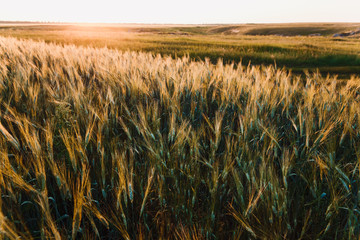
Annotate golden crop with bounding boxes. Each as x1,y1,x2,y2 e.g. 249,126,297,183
0,37,359,239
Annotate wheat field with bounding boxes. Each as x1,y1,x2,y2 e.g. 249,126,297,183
2,23,360,76
0,36,360,239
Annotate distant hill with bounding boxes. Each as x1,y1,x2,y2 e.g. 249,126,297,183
1,21,360,37
205,23,360,37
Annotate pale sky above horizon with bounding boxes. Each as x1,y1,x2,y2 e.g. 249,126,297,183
1,0,360,24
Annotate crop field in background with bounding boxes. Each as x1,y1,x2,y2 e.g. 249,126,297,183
1,22,360,76
0,36,360,239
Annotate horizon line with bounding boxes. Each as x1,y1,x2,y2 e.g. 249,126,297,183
1,20,360,25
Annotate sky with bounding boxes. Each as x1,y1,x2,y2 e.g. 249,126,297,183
1,0,360,24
